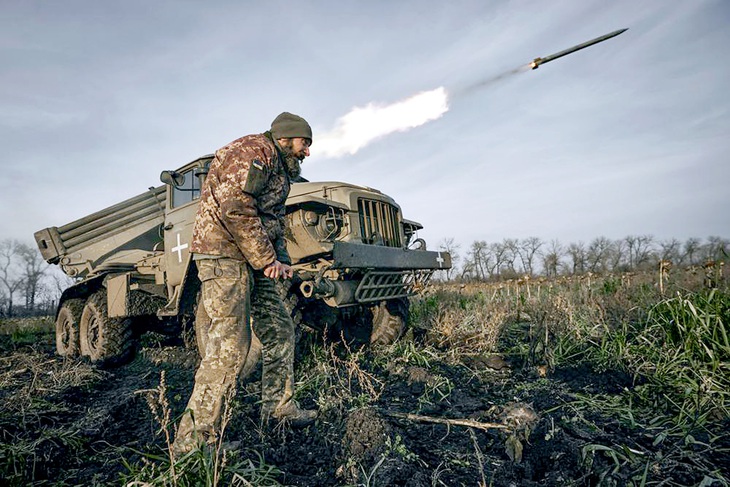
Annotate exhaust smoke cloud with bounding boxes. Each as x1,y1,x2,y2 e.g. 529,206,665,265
315,87,449,158
312,64,531,159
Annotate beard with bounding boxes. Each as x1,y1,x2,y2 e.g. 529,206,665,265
283,151,302,180
277,139,302,179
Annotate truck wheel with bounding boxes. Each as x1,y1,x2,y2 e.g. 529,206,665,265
56,298,84,358
79,290,134,367
370,298,409,346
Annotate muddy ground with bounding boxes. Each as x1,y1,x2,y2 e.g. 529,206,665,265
1,323,728,486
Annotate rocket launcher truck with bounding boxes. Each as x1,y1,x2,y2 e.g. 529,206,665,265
34,154,451,366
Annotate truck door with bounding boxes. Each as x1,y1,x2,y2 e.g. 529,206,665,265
163,167,203,290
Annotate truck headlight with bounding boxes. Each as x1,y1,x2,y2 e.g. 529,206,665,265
316,207,345,240
300,206,346,241
303,210,319,226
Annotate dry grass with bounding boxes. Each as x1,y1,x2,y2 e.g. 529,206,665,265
0,316,54,335
0,348,104,407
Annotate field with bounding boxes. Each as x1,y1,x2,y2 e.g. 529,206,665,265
1,265,728,486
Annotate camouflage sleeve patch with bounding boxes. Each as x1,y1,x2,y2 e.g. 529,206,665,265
243,159,268,196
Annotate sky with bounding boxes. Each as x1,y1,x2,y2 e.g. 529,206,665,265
1,0,729,255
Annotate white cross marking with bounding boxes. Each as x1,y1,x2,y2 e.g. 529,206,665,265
436,252,445,268
171,233,189,263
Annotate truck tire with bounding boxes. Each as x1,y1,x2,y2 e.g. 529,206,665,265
370,298,409,346
56,298,85,358
79,290,134,367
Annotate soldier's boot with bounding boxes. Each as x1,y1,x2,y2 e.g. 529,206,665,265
173,437,241,458
172,433,210,458
270,401,318,428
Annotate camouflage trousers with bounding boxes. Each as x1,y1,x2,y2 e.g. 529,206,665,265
175,257,295,447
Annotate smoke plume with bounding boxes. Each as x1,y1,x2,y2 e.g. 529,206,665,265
315,87,449,158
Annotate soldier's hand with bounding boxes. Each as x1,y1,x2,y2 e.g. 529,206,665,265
264,260,293,280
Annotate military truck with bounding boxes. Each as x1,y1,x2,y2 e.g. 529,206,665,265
35,154,450,367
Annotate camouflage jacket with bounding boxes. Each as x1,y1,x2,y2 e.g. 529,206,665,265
190,133,291,269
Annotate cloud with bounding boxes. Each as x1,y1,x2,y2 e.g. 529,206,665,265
314,87,449,158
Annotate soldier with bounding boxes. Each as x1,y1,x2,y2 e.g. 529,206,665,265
173,112,317,454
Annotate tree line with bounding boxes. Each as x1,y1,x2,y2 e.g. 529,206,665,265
0,239,72,317
2,235,728,317
437,235,729,281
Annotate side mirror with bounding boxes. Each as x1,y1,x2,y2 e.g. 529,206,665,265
160,170,185,187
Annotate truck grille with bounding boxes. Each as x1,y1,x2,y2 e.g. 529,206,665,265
355,270,435,303
357,199,402,247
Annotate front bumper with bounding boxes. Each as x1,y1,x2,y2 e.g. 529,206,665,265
307,242,453,304
332,241,451,270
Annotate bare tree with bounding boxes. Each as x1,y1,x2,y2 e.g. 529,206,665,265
659,238,682,265
501,238,519,276
635,235,655,270
50,268,76,296
608,239,628,271
541,239,563,278
624,235,639,269
464,240,512,280
704,236,730,262
0,289,7,316
683,238,702,266
0,239,23,317
490,241,511,278
437,237,460,281
465,240,488,280
566,242,587,275
586,236,613,273
624,235,655,271
515,237,543,276
17,243,48,312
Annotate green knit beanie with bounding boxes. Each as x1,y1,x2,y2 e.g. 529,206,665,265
270,112,313,143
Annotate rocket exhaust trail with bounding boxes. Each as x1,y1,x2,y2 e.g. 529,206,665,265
453,64,532,98
314,29,628,159
454,28,628,97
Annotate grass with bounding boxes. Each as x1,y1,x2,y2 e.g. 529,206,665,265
122,446,283,487
1,262,727,485
0,340,102,486
418,264,728,484
0,316,54,347
122,371,284,487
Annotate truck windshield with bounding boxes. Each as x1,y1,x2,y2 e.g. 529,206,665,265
171,169,201,208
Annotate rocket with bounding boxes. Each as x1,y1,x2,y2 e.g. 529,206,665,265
530,28,628,69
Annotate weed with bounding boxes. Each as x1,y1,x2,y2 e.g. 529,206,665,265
417,374,453,411
296,341,384,415
122,446,283,487
384,434,420,463
124,371,283,487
